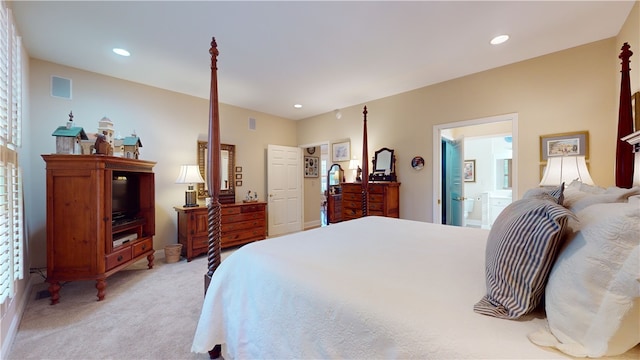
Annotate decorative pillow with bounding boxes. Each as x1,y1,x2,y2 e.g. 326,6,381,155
473,196,575,319
528,202,640,357
568,186,640,213
522,183,565,204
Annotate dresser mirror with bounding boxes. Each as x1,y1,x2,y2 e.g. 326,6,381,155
369,147,397,182
197,141,236,204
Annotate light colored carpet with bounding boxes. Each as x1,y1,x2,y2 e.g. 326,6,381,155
7,250,232,360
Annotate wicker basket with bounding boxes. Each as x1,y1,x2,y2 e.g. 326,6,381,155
164,244,183,263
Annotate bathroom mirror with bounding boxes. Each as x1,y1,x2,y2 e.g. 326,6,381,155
496,158,513,189
369,147,397,181
197,141,236,204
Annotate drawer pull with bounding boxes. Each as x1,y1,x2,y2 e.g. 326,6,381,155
141,244,147,251
117,255,123,262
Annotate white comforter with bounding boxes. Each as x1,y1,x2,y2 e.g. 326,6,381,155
191,216,573,359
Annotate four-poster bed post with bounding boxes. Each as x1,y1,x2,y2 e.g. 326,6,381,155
361,106,369,216
205,37,222,289
205,36,223,360
616,42,634,188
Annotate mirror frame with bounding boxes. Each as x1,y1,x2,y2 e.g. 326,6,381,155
369,147,397,182
197,141,236,204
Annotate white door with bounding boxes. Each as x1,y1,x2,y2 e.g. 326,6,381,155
267,144,302,236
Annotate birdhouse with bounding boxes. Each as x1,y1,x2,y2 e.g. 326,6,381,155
123,135,142,159
51,112,88,154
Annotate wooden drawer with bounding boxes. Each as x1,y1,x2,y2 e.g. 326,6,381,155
192,235,209,250
221,206,240,215
222,229,265,247
105,246,132,270
223,211,265,224
343,207,363,218
342,192,361,201
369,185,385,194
132,238,153,257
222,218,266,233
369,194,384,203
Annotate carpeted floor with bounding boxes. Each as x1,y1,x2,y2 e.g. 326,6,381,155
7,250,231,360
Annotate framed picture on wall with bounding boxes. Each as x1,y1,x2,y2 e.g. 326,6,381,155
304,156,319,178
539,131,589,162
463,160,476,182
332,140,350,162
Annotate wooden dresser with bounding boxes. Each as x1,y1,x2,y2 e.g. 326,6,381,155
174,201,267,261
42,155,156,304
327,193,343,223
341,182,400,221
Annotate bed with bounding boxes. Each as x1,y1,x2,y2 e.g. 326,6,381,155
192,38,640,359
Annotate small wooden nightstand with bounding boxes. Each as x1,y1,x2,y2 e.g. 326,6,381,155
174,202,267,261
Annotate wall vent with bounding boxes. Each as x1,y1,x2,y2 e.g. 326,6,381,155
51,76,72,99
248,117,256,131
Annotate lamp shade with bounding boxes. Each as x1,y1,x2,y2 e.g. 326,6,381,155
175,165,205,184
540,155,594,187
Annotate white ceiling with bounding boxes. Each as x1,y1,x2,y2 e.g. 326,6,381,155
9,1,635,120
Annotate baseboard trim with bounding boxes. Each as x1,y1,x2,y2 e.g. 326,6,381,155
304,219,321,230
1,274,36,359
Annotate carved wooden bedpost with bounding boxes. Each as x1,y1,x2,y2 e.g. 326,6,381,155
616,42,634,188
361,106,369,217
205,37,222,288
205,36,223,360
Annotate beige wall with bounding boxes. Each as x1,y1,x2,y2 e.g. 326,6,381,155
297,38,620,222
25,59,296,268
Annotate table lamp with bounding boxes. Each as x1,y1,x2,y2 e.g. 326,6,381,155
175,164,205,207
539,155,594,187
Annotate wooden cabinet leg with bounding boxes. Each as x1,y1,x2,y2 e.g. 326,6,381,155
147,252,155,269
95,278,107,301
48,281,61,305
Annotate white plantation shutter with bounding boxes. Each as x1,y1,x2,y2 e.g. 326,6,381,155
0,1,24,305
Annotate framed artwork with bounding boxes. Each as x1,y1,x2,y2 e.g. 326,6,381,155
304,156,319,178
235,166,242,173
235,173,242,179
235,180,242,187
540,131,589,162
463,160,476,182
332,140,350,162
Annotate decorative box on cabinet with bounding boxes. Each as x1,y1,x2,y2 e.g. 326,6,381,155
341,182,400,221
42,155,156,304
174,202,267,261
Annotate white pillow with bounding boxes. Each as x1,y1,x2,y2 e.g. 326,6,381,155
528,202,640,357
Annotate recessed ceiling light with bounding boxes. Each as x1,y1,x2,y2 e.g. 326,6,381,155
490,35,509,45
112,48,130,57
293,104,303,109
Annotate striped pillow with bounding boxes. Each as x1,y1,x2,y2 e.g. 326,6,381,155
474,196,574,319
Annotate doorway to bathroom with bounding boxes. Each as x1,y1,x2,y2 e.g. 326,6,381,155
432,113,518,228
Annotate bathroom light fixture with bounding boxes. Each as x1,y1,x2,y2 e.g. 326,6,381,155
175,164,205,207
112,48,130,57
490,35,509,45
539,155,594,187
293,104,303,109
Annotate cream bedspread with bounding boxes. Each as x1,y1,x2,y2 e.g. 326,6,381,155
191,216,588,359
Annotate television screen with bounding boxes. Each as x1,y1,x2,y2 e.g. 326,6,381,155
112,173,140,220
